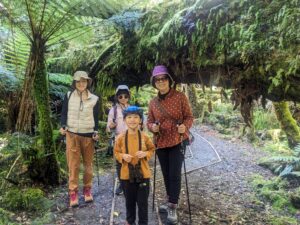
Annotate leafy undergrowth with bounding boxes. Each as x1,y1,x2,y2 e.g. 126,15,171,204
0,128,113,225
251,175,299,225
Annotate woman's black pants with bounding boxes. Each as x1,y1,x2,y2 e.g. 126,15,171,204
156,143,184,204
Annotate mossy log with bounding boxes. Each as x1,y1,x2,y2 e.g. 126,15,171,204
273,102,300,149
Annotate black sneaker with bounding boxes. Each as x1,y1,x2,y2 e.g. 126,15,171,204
115,184,123,195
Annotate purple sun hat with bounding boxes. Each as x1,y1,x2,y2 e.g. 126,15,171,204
150,65,174,87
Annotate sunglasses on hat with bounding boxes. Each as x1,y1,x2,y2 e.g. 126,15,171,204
118,94,129,99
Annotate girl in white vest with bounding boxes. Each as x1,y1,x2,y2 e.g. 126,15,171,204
60,71,99,207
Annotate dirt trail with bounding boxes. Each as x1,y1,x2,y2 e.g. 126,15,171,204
53,125,297,225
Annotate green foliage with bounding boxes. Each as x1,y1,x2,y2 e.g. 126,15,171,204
85,0,300,128
130,85,157,108
262,141,291,155
2,132,33,154
269,216,297,225
267,143,300,177
0,31,30,77
0,66,20,93
48,73,72,100
205,102,243,130
1,188,50,212
253,108,280,131
0,208,16,225
49,73,72,86
251,175,296,214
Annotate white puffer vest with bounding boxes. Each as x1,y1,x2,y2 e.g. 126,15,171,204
67,90,98,133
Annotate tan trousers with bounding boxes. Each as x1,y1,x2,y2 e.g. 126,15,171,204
66,132,94,191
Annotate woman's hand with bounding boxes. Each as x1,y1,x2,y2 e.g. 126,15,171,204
177,124,186,134
109,122,117,129
135,151,147,159
122,154,133,163
92,133,99,141
60,127,67,135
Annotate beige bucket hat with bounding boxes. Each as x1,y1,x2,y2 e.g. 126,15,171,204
73,71,91,81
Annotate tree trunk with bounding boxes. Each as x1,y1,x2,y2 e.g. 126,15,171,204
32,38,59,185
15,54,36,133
273,101,300,148
18,35,59,185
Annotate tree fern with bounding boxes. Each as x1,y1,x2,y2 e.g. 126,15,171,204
269,143,300,177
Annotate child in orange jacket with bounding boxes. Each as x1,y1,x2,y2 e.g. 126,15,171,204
114,106,155,225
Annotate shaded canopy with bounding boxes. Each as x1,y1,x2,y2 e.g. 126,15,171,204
93,0,299,104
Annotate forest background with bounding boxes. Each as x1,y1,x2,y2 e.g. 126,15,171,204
0,0,299,224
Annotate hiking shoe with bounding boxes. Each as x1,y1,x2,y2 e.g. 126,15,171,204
167,203,178,224
69,191,79,207
115,184,123,195
83,187,93,203
125,222,136,225
159,202,169,213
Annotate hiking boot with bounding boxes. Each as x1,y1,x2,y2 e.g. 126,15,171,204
159,202,169,213
115,183,123,195
69,191,79,207
83,187,93,203
125,222,136,225
167,203,178,224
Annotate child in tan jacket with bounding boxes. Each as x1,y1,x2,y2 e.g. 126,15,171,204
114,106,155,225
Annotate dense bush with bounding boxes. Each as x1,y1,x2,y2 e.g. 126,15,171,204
2,188,50,212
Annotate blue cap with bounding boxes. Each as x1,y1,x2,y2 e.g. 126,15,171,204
123,106,143,119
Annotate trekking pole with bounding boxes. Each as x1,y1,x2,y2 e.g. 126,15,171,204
111,133,116,197
94,140,100,186
152,145,157,211
177,121,192,222
180,133,192,223
152,121,159,211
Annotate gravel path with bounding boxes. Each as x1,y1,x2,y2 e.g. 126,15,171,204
53,125,297,225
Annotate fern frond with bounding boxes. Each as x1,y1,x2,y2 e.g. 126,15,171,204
270,156,300,163
279,164,293,177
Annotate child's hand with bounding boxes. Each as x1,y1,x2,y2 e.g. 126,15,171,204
122,154,133,163
135,151,147,159
177,124,186,134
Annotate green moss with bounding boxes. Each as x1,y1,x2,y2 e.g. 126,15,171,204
273,102,300,148
261,140,291,155
0,208,16,225
2,188,24,210
251,175,296,214
269,216,297,225
2,188,51,212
